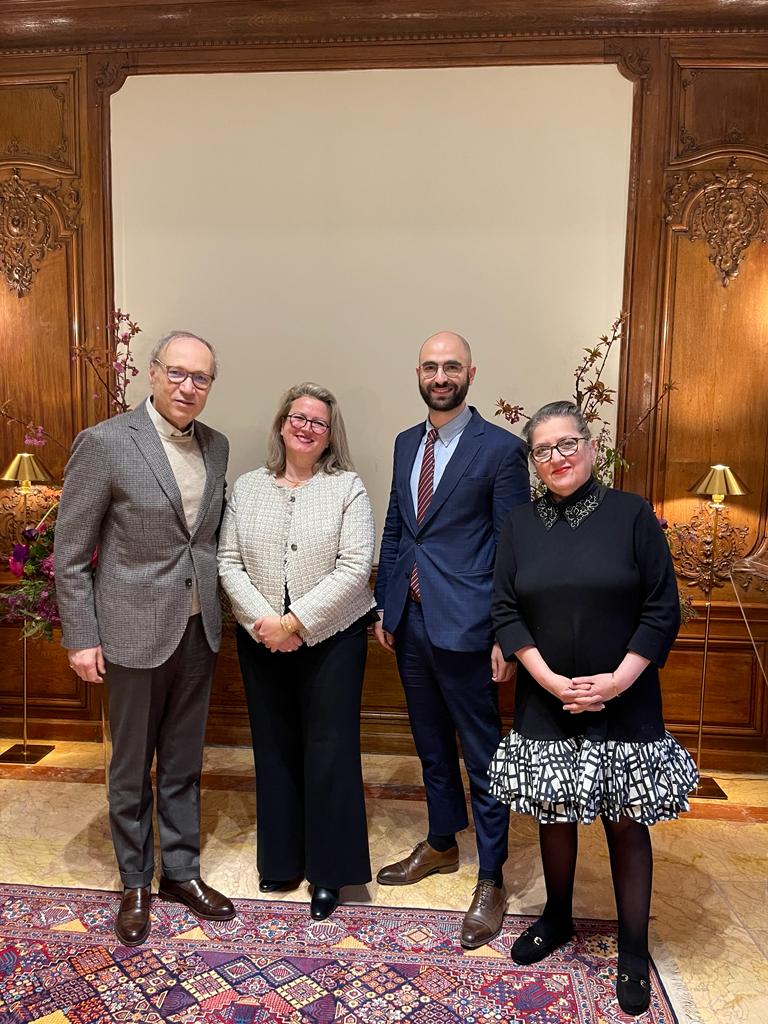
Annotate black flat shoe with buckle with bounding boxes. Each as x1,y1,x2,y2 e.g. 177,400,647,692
616,964,651,1016
510,916,575,965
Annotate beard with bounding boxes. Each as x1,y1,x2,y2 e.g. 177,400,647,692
419,374,470,412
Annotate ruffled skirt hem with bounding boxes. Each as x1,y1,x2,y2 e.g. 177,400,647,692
488,730,698,825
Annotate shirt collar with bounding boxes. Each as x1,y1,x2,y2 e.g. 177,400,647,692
146,396,195,440
424,404,472,447
535,476,604,530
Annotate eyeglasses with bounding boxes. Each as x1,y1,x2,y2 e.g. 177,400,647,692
152,359,215,391
530,436,588,463
418,361,467,379
286,412,330,435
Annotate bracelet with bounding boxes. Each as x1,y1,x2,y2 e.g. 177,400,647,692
611,672,620,699
280,614,297,635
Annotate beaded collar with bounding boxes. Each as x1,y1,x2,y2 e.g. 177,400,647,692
535,477,605,531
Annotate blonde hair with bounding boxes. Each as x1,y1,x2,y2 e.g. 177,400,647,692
265,382,354,476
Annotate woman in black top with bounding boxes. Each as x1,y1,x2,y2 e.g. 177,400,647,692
489,401,697,1017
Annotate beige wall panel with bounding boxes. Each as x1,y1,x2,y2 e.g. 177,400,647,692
111,65,633,536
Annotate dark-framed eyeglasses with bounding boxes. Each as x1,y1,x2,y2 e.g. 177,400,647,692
152,358,215,391
286,412,330,435
530,436,588,463
418,361,467,379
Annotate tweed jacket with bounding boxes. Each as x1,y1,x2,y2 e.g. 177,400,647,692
218,467,375,646
55,402,229,669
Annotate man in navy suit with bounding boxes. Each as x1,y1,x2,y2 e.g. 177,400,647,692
374,330,529,949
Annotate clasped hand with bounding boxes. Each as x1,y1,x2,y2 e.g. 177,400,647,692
253,616,302,653
547,672,618,714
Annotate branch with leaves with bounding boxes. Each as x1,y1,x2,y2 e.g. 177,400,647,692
0,400,68,452
73,308,141,414
495,313,675,486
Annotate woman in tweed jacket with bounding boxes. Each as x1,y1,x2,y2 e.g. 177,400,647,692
218,382,375,921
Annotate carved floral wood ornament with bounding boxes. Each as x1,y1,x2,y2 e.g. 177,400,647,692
669,505,749,593
0,167,80,298
665,159,768,286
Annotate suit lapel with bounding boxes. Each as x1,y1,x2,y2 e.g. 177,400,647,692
128,403,188,531
398,426,423,535
417,411,485,532
190,423,218,538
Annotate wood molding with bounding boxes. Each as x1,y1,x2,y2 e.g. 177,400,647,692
2,1,768,55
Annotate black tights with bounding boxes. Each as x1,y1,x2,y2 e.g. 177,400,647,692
539,816,652,967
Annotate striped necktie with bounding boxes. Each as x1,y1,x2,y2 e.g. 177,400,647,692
410,427,439,600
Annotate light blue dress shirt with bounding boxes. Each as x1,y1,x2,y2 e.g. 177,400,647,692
409,404,473,516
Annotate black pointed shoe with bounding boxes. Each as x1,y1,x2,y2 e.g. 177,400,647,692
310,886,339,921
259,877,303,893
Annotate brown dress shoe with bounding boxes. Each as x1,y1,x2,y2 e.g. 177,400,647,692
376,840,459,886
460,880,507,949
114,885,151,946
158,877,236,920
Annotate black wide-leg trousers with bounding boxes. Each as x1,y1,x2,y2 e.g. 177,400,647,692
236,619,371,890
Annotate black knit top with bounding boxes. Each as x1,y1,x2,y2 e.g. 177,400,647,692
492,477,681,744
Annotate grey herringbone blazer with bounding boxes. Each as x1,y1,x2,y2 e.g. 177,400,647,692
55,402,229,669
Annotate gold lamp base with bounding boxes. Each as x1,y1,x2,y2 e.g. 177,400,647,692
692,774,728,801
0,743,55,765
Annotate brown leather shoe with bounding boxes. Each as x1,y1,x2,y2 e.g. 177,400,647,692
376,840,459,886
158,877,236,921
460,880,507,949
114,885,151,946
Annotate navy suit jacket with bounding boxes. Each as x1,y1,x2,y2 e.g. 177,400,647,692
374,407,529,652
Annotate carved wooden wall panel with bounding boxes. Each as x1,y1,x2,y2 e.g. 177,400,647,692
0,79,75,172
674,68,768,162
0,55,108,741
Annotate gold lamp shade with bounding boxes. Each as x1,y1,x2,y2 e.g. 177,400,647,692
689,464,749,504
1,452,54,492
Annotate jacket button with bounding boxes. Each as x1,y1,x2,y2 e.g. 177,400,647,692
185,578,193,588
291,543,298,551
289,495,296,503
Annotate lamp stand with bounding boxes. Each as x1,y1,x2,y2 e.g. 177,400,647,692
0,484,55,765
692,500,727,801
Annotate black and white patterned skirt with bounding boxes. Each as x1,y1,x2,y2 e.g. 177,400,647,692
488,730,698,825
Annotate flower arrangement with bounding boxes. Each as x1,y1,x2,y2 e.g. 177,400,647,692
2,506,60,640
0,310,140,639
496,314,675,486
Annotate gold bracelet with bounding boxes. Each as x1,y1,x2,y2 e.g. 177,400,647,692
280,614,297,635
611,673,620,699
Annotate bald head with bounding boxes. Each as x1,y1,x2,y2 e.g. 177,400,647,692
416,331,476,421
418,331,472,366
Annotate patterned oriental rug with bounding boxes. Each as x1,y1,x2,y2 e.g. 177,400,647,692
0,884,679,1024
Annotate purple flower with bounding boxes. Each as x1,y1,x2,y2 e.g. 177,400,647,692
40,554,55,579
657,516,669,530
21,527,39,542
23,423,48,447
8,544,29,577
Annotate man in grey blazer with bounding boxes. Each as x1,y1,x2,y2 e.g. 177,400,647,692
55,330,234,946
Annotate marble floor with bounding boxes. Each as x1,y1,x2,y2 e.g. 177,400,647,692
0,740,766,1023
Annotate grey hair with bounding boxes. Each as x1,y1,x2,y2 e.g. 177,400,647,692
522,400,591,449
265,382,354,476
149,330,218,378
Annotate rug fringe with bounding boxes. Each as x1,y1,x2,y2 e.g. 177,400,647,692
652,934,704,1024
